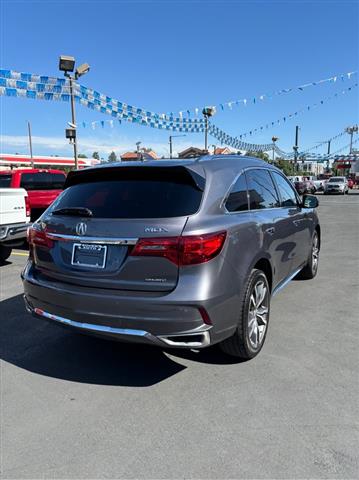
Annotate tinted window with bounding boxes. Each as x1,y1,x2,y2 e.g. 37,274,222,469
272,172,298,207
0,175,12,187
246,169,280,210
50,168,203,218
225,174,248,212
20,173,66,190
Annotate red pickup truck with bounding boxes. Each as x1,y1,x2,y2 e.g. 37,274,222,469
0,169,66,221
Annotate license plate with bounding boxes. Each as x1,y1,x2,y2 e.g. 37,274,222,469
71,243,107,268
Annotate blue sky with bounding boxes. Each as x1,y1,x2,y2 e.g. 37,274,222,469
1,0,358,159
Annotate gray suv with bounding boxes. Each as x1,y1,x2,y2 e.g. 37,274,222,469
22,155,320,359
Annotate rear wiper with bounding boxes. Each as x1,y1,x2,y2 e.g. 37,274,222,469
52,207,93,217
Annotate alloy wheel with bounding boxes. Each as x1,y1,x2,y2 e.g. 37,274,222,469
248,279,269,349
312,234,319,273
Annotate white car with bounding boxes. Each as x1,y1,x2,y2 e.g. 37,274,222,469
324,177,349,195
0,188,31,262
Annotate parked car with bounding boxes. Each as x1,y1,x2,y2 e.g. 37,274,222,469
294,180,316,195
0,188,31,262
0,169,66,221
324,176,349,194
312,179,326,191
347,178,354,189
23,156,320,360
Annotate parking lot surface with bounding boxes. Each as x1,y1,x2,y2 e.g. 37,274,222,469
1,192,358,479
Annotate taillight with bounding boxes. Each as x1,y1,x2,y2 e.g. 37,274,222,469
131,231,226,266
25,195,30,218
130,237,179,264
27,226,53,249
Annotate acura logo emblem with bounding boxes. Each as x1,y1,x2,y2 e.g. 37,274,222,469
76,222,87,236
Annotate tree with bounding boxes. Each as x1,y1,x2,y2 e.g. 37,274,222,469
78,153,88,158
245,151,270,161
92,151,100,160
108,151,118,162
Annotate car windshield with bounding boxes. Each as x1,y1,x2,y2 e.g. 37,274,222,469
329,177,345,183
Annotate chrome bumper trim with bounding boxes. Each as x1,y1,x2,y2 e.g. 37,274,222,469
33,307,150,337
46,233,138,245
29,305,211,348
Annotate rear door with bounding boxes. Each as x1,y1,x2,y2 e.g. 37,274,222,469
31,165,204,292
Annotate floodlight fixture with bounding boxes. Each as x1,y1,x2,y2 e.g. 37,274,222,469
75,63,90,78
59,55,75,74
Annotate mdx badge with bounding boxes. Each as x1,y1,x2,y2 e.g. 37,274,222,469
144,226,168,233
76,222,87,236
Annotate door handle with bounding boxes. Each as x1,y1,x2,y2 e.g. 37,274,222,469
265,227,275,235
293,219,301,227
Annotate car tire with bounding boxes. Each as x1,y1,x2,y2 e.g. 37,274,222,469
0,245,12,264
296,231,319,280
220,269,270,359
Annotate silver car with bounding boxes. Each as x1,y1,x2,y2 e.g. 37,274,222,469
324,176,349,195
23,156,320,359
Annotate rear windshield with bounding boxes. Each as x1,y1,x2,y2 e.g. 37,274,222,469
0,175,12,187
20,172,66,190
328,177,345,183
50,167,204,218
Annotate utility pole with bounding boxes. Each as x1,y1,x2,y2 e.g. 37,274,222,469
327,140,331,172
346,125,358,154
169,134,186,159
293,126,299,172
136,141,142,161
27,121,34,168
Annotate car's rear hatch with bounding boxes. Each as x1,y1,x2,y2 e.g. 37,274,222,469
30,164,205,292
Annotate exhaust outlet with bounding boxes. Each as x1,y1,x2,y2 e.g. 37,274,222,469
159,331,210,348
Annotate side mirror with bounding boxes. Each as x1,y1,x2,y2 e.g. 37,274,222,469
302,194,319,209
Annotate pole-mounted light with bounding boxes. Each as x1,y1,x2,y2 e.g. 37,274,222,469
202,107,216,151
59,55,90,170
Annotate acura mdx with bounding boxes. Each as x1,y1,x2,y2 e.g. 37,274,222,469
22,155,320,359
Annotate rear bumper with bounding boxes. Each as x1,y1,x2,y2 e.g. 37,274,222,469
24,299,211,348
22,263,236,348
0,221,30,244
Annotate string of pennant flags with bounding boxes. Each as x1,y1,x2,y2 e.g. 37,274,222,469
0,68,357,156
237,84,357,139
171,70,357,118
275,126,356,159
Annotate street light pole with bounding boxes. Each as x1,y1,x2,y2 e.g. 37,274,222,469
271,136,278,164
27,121,34,168
59,56,90,170
68,76,78,170
202,107,216,152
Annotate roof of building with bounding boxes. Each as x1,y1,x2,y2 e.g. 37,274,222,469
214,147,232,155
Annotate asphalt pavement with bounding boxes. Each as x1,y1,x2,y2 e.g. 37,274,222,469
1,192,358,479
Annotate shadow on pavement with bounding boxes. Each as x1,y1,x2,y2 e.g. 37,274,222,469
0,294,187,387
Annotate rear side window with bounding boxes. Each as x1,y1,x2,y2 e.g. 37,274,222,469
272,172,298,207
51,167,204,218
225,174,249,212
20,173,66,190
0,175,12,187
246,169,280,210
